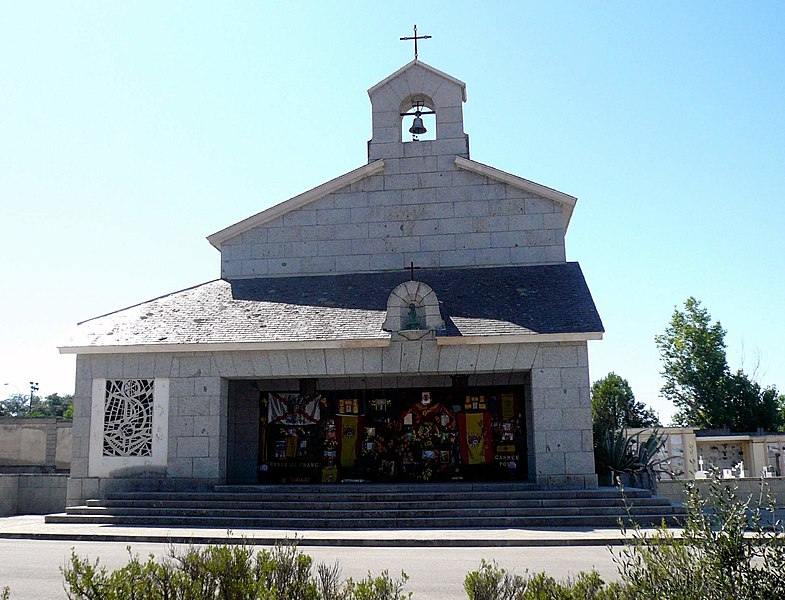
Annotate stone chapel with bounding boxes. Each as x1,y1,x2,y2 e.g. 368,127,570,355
60,59,604,506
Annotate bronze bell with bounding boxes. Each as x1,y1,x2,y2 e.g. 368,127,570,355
409,116,427,135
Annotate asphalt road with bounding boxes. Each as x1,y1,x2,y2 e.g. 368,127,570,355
0,539,620,599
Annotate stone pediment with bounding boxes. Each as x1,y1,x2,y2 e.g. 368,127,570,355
368,59,467,102
207,160,384,249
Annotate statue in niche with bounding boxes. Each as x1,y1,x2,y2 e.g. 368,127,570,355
404,303,423,330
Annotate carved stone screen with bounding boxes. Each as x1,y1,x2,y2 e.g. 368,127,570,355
102,379,155,457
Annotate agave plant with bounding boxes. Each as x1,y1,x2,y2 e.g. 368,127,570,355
596,428,667,489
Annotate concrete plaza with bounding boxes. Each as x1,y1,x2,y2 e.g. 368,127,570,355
0,515,640,599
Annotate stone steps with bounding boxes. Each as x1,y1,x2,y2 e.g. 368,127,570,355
47,483,685,529
45,514,682,529
65,504,673,518
86,497,673,510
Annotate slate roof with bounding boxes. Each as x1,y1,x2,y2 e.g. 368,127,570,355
61,263,603,350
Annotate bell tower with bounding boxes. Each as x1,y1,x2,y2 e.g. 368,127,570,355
367,60,469,162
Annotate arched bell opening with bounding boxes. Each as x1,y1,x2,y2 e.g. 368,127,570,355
400,94,437,142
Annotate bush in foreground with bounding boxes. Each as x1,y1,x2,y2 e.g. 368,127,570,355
464,475,785,599
611,475,785,599
60,542,410,600
463,560,624,599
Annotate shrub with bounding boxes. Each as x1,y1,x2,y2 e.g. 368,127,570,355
343,570,411,600
612,474,785,599
463,559,625,600
61,540,409,600
465,476,785,599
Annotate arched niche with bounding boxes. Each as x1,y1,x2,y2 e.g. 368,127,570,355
382,280,444,334
400,93,437,142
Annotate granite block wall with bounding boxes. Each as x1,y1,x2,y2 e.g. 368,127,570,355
220,164,567,279
68,340,595,504
529,343,597,488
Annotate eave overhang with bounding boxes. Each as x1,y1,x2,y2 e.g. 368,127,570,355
59,331,602,355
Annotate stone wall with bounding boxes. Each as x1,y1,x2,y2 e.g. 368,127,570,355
219,165,567,279
0,473,68,515
68,340,595,505
227,381,263,484
659,477,785,508
0,418,72,471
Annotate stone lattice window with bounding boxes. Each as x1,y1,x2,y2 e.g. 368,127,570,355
102,379,155,457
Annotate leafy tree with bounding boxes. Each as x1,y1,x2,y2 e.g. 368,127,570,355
655,297,729,428
591,373,660,482
0,392,73,419
655,297,785,430
29,393,73,419
591,373,660,438
0,393,29,417
724,371,784,432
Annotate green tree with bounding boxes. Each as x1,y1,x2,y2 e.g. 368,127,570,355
0,393,30,417
655,297,729,428
28,393,74,419
591,373,660,436
724,371,784,432
0,392,73,419
655,297,784,431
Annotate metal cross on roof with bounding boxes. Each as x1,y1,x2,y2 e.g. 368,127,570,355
405,261,422,281
400,24,431,60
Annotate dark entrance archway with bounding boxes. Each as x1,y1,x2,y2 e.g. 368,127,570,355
227,373,532,484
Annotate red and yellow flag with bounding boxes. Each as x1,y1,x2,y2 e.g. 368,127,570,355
458,412,493,465
337,415,362,467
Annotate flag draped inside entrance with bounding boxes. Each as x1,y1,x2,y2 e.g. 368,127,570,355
458,412,493,465
268,393,320,426
337,414,362,467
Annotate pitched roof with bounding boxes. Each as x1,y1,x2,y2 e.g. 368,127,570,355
60,264,603,353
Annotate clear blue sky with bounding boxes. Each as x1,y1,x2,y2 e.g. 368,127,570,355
2,2,784,423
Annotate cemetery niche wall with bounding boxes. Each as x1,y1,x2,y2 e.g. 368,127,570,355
60,58,603,505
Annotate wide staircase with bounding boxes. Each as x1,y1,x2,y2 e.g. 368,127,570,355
46,483,684,529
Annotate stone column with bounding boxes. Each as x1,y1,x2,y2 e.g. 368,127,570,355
529,343,597,489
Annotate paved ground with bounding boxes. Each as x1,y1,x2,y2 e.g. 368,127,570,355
0,515,643,546
0,538,620,600
0,515,652,598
